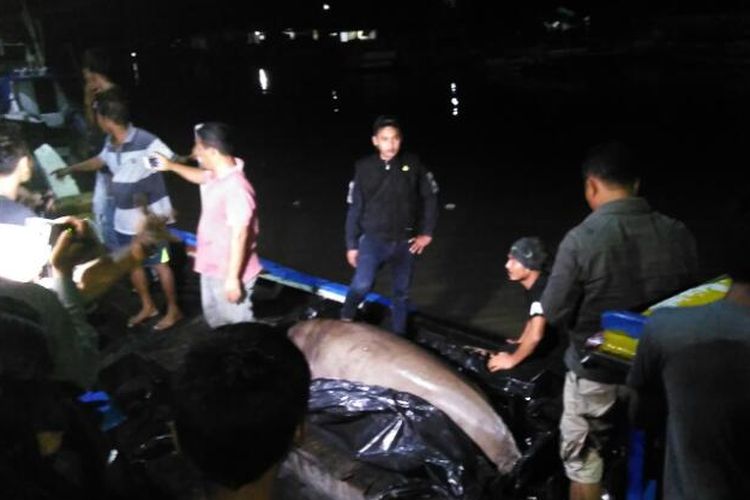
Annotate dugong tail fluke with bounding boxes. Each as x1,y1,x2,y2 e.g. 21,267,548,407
289,319,521,473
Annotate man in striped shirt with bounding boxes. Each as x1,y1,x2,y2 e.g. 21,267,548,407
58,88,183,330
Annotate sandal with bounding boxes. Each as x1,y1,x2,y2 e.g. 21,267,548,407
153,312,184,331
127,309,158,328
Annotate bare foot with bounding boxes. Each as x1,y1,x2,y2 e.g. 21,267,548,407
153,310,184,331
127,307,159,328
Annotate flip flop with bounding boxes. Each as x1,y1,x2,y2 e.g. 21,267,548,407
153,313,184,331
127,310,159,328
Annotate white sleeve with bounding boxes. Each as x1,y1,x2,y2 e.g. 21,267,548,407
529,301,544,317
148,138,175,160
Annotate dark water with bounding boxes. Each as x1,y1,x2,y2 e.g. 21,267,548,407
91,42,747,335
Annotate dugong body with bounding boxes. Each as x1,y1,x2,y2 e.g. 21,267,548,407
289,319,521,473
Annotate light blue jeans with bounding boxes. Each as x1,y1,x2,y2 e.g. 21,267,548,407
94,196,118,250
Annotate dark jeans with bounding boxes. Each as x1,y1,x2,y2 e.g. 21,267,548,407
341,234,414,334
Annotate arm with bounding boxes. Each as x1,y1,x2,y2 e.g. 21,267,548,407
627,319,667,430
410,166,439,255
52,156,105,178
157,154,207,185
75,243,148,302
46,222,148,389
48,217,148,303
222,182,256,302
488,316,546,371
345,175,363,267
540,232,582,327
224,224,249,303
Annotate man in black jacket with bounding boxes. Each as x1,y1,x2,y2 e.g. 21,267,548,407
341,116,438,335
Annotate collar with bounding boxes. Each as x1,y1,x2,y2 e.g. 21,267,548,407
529,272,549,296
593,197,651,216
105,124,136,148
213,158,245,179
376,153,401,165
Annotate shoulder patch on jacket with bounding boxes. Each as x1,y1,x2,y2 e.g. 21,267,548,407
346,180,355,204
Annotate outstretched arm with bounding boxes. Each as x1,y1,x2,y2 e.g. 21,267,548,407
154,153,207,185
48,216,158,303
51,156,105,178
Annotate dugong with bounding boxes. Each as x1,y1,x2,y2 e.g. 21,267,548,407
288,319,521,473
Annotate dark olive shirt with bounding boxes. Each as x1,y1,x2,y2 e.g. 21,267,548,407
541,197,698,383
628,300,750,500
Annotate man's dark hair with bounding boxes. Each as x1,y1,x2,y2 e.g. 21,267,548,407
173,323,311,490
92,87,129,126
0,124,29,177
581,141,640,188
82,48,113,80
194,122,234,156
372,115,402,136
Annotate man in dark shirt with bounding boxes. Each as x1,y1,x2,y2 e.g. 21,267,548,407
627,205,750,500
487,236,562,374
540,142,698,500
341,116,438,335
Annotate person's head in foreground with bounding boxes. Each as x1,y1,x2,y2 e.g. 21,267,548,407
173,323,311,497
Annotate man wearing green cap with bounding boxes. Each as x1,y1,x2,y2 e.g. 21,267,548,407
487,236,561,372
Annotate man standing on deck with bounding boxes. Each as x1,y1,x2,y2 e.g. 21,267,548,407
341,115,439,335
156,122,262,328
540,142,698,500
56,88,183,330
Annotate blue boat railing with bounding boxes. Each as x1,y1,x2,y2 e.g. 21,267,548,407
168,227,391,307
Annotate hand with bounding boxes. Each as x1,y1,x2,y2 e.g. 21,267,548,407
132,212,176,249
408,235,432,254
149,152,170,171
465,346,491,357
51,166,71,179
85,80,106,96
16,186,53,211
346,249,358,268
487,352,518,372
224,277,243,303
49,217,100,275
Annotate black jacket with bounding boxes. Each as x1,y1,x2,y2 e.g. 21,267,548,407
345,152,438,249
